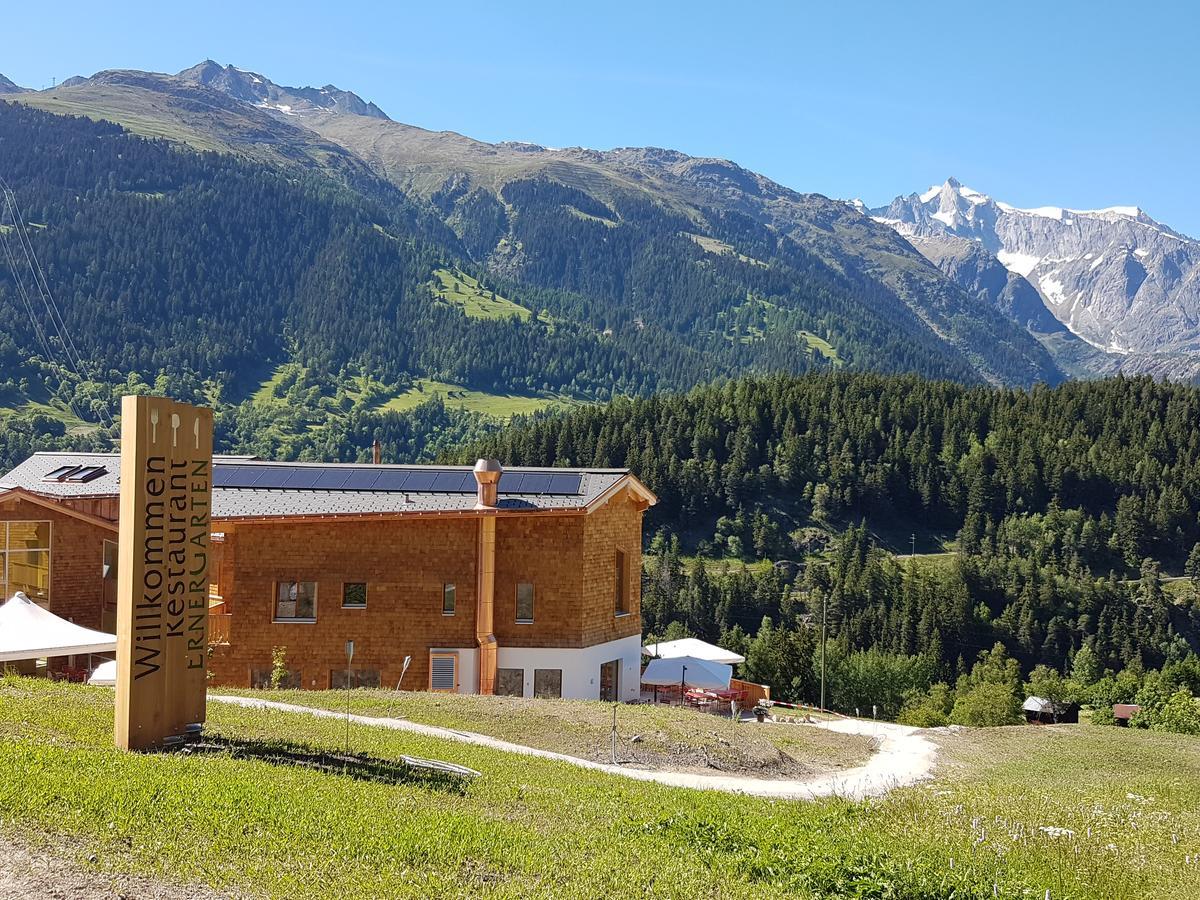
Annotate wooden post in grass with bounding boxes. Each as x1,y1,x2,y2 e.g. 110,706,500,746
345,640,354,755
114,396,213,751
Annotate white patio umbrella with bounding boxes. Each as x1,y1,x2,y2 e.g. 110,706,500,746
640,655,732,691
0,592,117,662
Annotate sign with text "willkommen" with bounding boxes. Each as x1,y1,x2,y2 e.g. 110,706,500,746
114,395,213,751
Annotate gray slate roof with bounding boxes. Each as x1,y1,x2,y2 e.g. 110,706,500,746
0,453,638,519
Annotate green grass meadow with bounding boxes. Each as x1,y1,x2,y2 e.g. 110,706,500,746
431,268,544,323
1,677,1199,898
371,379,571,419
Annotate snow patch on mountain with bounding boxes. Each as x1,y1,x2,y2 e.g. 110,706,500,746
996,250,1042,278
869,178,1200,362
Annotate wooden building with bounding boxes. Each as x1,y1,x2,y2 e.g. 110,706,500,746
0,452,655,700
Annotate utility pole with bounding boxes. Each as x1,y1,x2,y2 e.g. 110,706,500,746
819,591,827,713
911,533,916,558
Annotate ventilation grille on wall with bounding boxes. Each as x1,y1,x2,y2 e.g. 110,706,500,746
429,654,458,692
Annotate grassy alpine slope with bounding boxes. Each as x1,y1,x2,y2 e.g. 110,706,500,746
2,677,1198,899
218,688,869,777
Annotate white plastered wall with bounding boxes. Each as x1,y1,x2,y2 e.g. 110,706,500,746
495,634,642,701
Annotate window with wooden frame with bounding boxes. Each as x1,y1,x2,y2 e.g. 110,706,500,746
516,582,534,624
429,652,459,692
274,580,317,621
342,582,367,609
0,521,51,607
615,548,629,616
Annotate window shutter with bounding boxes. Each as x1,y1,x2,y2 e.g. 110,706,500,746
430,653,458,692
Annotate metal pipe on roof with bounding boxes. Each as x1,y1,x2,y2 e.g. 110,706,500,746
473,458,502,509
473,459,502,695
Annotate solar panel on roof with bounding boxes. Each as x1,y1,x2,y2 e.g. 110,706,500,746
281,469,323,490
247,467,293,489
367,470,406,492
343,469,382,491
548,473,583,494
401,471,435,492
213,465,252,488
519,473,553,494
431,472,466,492
210,464,588,496
312,470,353,490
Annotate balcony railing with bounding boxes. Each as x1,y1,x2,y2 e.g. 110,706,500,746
209,612,232,645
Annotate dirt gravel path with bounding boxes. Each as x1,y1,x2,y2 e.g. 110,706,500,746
0,834,232,900
212,694,938,800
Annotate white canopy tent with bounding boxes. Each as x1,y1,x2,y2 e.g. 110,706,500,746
88,659,118,685
641,637,745,665
1022,696,1054,714
640,655,732,691
0,592,117,662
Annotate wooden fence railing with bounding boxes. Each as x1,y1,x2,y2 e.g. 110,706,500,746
208,612,232,645
731,678,770,704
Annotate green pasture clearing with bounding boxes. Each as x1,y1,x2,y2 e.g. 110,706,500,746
567,207,617,227
374,379,572,419
0,387,92,432
15,93,230,152
799,330,838,361
251,363,296,406
669,554,778,577
686,232,769,268
1,678,1198,898
431,267,543,322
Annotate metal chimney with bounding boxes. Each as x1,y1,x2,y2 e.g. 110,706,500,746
473,458,503,508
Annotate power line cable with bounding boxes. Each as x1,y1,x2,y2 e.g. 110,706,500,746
0,179,113,428
0,200,59,372
5,183,100,405
3,182,112,428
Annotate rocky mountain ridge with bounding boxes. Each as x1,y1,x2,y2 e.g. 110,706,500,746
176,60,390,120
6,62,1185,386
871,179,1200,359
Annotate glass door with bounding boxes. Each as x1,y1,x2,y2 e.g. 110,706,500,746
599,659,620,702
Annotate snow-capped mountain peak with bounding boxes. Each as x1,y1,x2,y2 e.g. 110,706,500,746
869,179,1200,358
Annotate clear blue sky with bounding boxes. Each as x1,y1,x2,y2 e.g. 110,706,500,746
5,1,1198,234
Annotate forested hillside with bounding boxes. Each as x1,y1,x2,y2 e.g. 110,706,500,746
0,99,1050,460
0,103,663,411
462,372,1200,704
7,65,1069,393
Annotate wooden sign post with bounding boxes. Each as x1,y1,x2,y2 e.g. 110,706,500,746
114,395,214,751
